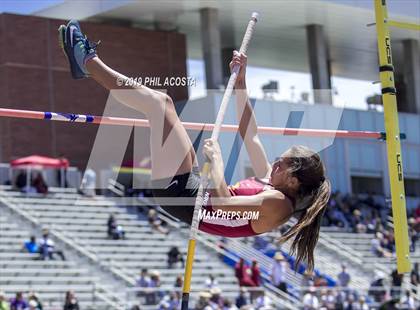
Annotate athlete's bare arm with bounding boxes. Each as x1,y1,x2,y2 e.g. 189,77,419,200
211,190,293,234
203,138,231,198
231,51,271,178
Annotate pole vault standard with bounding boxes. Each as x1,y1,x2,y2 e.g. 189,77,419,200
0,107,394,140
374,0,413,273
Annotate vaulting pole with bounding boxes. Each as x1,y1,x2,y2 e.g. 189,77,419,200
374,0,411,273
181,12,258,309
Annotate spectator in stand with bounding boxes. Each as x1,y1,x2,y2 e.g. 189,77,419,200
321,289,337,310
9,292,28,310
235,258,255,287
271,252,288,293
414,203,420,219
205,274,219,289
383,229,395,253
337,263,351,288
63,291,79,310
371,232,391,258
27,292,42,310
14,171,27,191
56,156,69,188
390,269,403,299
167,246,184,268
351,209,367,233
159,292,180,310
195,291,212,310
235,258,245,283
343,294,357,310
80,167,96,197
400,290,416,310
148,270,163,304
32,172,48,195
314,274,328,287
302,287,319,310
136,268,150,298
410,262,418,295
28,300,40,310
252,236,269,251
0,291,9,310
355,296,369,310
327,193,350,229
39,228,66,261
148,209,169,235
253,289,273,309
235,288,249,308
408,217,418,252
221,299,236,310
174,275,183,288
107,214,117,239
107,214,125,240
209,287,224,309
368,272,387,303
301,270,315,288
23,236,39,257
251,260,261,287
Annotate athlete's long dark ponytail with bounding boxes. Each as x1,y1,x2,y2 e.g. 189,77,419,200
279,145,331,272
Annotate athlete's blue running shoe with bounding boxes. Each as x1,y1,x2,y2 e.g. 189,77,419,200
58,20,99,79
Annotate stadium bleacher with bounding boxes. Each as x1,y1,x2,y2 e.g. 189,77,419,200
1,185,418,309
0,186,252,309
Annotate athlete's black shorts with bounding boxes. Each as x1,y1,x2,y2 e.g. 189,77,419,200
151,167,201,225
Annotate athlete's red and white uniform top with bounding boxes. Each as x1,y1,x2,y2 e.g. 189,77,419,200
199,177,277,237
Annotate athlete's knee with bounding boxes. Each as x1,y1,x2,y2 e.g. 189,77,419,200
155,92,176,112
161,93,174,108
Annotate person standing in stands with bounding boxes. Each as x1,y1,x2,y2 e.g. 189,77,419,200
302,287,319,310
235,288,249,308
27,292,42,310
32,173,48,195
0,291,10,310
271,252,289,293
337,263,351,288
9,292,28,310
136,268,150,299
251,260,261,287
390,269,403,299
235,258,255,287
63,291,79,310
81,167,96,197
410,262,418,295
147,270,163,305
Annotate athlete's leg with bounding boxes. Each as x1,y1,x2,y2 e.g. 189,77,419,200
86,57,197,179
59,20,199,226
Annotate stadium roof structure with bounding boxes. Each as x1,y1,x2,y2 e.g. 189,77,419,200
35,0,419,82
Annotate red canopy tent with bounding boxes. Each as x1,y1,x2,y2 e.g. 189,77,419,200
10,155,69,188
11,155,69,169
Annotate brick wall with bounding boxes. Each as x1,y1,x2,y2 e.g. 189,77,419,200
0,13,188,169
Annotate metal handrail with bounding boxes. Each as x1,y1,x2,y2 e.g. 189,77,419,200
0,192,127,309
152,203,302,309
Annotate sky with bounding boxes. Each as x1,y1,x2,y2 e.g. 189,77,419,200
187,59,382,110
324,0,420,20
0,0,63,14
1,0,384,111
